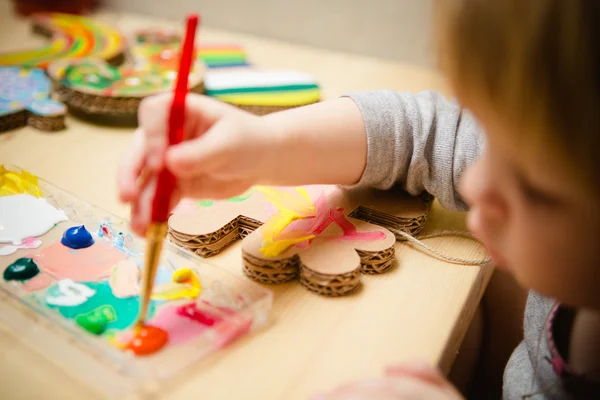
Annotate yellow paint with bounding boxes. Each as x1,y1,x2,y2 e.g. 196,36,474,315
257,186,318,257
152,267,202,301
259,234,316,258
106,331,127,349
215,88,320,107
0,165,41,197
257,186,314,218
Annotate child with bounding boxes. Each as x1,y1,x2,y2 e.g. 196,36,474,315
119,0,600,398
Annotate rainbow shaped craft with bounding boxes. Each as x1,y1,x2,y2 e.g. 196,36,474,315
204,68,320,115
198,44,249,68
0,13,125,69
135,30,249,69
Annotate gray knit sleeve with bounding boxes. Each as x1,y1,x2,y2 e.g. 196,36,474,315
345,90,485,211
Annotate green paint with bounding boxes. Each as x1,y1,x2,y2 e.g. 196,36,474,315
196,200,214,207
4,258,39,281
195,190,255,208
46,281,157,332
200,55,246,63
75,305,117,335
228,192,254,202
61,61,121,90
205,84,320,96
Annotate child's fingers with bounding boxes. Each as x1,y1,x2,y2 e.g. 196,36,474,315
165,118,238,178
139,94,239,174
118,128,147,202
385,361,447,387
184,94,246,130
130,174,156,237
314,376,462,400
138,94,172,172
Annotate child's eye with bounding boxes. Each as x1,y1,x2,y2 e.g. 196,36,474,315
518,181,559,206
520,184,546,202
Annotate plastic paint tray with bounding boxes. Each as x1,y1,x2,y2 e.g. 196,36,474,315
0,164,273,399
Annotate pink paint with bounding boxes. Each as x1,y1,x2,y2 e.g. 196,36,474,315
280,194,333,249
21,273,53,292
273,195,385,248
117,301,252,348
284,194,330,233
176,301,222,326
31,240,126,289
109,259,140,298
213,313,253,349
329,208,387,241
178,301,252,348
149,304,210,345
0,237,42,256
22,237,40,246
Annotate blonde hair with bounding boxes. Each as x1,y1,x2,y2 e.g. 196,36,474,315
436,0,600,187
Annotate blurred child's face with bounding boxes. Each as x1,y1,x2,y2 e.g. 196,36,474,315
460,114,600,309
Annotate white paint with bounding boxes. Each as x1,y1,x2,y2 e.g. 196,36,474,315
0,237,42,256
205,69,318,91
0,194,68,245
46,279,96,307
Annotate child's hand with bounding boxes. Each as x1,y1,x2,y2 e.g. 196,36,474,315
313,362,464,400
118,94,281,235
118,93,367,236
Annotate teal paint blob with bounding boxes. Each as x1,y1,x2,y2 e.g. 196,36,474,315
45,280,158,331
4,258,40,281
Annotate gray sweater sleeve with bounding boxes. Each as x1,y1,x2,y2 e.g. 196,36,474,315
345,90,485,211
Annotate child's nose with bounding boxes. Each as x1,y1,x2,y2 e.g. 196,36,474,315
460,162,508,242
460,160,506,219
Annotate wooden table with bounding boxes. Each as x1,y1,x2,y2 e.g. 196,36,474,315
0,4,491,399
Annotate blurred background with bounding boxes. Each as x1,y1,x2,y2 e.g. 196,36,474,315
12,0,435,68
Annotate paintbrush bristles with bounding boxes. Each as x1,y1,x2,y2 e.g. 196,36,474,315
136,222,168,328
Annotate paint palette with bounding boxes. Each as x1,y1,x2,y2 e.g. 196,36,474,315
0,164,273,398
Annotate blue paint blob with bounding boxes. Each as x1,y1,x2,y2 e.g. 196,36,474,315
45,280,158,331
61,225,95,249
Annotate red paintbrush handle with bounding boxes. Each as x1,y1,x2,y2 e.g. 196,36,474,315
151,14,199,223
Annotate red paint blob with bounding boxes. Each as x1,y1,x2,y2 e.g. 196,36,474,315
125,325,168,356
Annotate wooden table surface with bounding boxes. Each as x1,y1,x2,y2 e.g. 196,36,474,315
0,3,491,399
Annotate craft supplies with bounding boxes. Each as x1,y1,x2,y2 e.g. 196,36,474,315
0,164,272,398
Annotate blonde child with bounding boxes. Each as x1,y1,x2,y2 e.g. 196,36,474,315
119,0,600,398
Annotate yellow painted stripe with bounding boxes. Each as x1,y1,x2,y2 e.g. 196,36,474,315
215,88,320,106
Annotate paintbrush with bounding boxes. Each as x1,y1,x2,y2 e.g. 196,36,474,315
135,14,199,332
